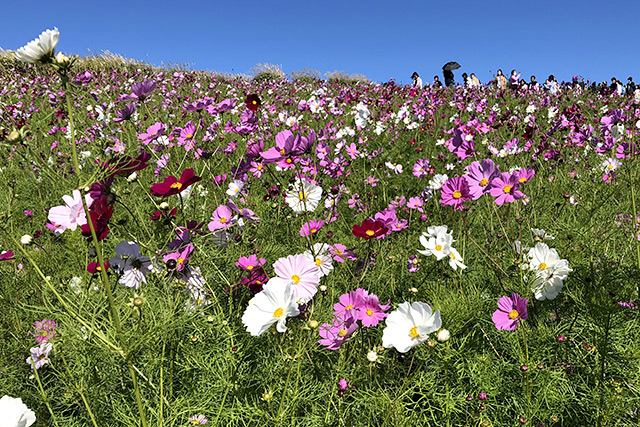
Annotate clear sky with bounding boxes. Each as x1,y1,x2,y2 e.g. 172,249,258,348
2,0,639,85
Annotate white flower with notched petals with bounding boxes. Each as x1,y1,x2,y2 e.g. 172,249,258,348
14,28,59,64
242,279,300,336
382,302,441,353
428,174,448,191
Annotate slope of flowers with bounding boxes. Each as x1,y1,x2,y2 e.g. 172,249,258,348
1,39,640,426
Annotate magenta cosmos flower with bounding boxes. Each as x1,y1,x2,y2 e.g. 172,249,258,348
356,292,391,327
208,205,234,231
235,254,266,271
489,172,524,206
492,293,528,331
465,159,499,200
300,219,325,237
439,176,471,211
333,288,366,322
272,254,320,302
151,168,202,198
318,318,359,350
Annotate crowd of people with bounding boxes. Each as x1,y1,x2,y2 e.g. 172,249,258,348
409,69,639,98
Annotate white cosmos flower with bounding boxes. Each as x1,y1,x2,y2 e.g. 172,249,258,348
382,301,441,353
526,242,572,300
285,179,323,213
14,28,59,64
303,243,334,278
242,279,300,336
448,247,466,270
428,174,449,191
0,395,36,427
226,180,245,198
354,102,370,128
418,229,453,261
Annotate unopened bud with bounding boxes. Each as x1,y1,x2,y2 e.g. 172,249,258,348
7,131,22,143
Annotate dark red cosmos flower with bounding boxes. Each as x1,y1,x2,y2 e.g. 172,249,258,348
87,261,110,274
352,219,389,240
0,250,14,261
150,168,202,198
245,94,261,112
81,199,114,241
100,151,151,178
150,206,177,222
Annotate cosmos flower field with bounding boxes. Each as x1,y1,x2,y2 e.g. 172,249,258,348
1,36,640,427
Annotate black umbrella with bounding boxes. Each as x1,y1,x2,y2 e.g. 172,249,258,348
442,61,461,71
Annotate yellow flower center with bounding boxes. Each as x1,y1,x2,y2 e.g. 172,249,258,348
345,304,353,310
170,182,183,190
298,192,308,200
252,100,257,105
435,245,443,251
286,158,292,164
185,133,192,139
291,274,301,284
365,230,375,236
503,185,512,194
518,177,526,183
366,309,374,316
96,265,102,272
453,190,462,199
220,217,227,224
315,258,322,266
539,262,547,270
338,328,347,337
311,228,317,234
177,257,185,265
280,148,286,155
451,253,456,260
246,265,254,270
508,309,519,320
257,164,263,171
479,178,489,186
409,325,419,339
273,307,284,317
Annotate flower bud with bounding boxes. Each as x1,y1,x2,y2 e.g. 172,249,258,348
159,202,170,210
366,351,379,363
308,320,318,329
7,130,22,143
436,329,450,343
21,235,33,245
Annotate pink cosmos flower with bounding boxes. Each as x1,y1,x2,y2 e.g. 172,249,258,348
328,244,357,263
439,176,471,211
235,254,266,271
465,159,499,200
318,318,359,350
489,172,524,206
163,243,194,272
407,196,425,212
47,189,94,235
26,342,53,370
208,205,234,231
356,293,390,327
30,319,57,344
272,254,320,302
138,122,166,145
413,158,433,178
492,293,528,331
333,289,366,322
300,220,325,237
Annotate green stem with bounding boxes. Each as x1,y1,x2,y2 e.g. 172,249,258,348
629,163,640,301
65,77,148,427
31,360,60,427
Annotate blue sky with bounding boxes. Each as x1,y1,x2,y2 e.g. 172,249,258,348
2,0,639,85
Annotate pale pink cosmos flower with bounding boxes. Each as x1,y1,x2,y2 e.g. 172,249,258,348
47,189,94,235
208,205,234,231
272,254,320,302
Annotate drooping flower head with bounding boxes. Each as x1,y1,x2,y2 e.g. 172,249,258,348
492,293,528,331
151,168,202,198
14,28,59,64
